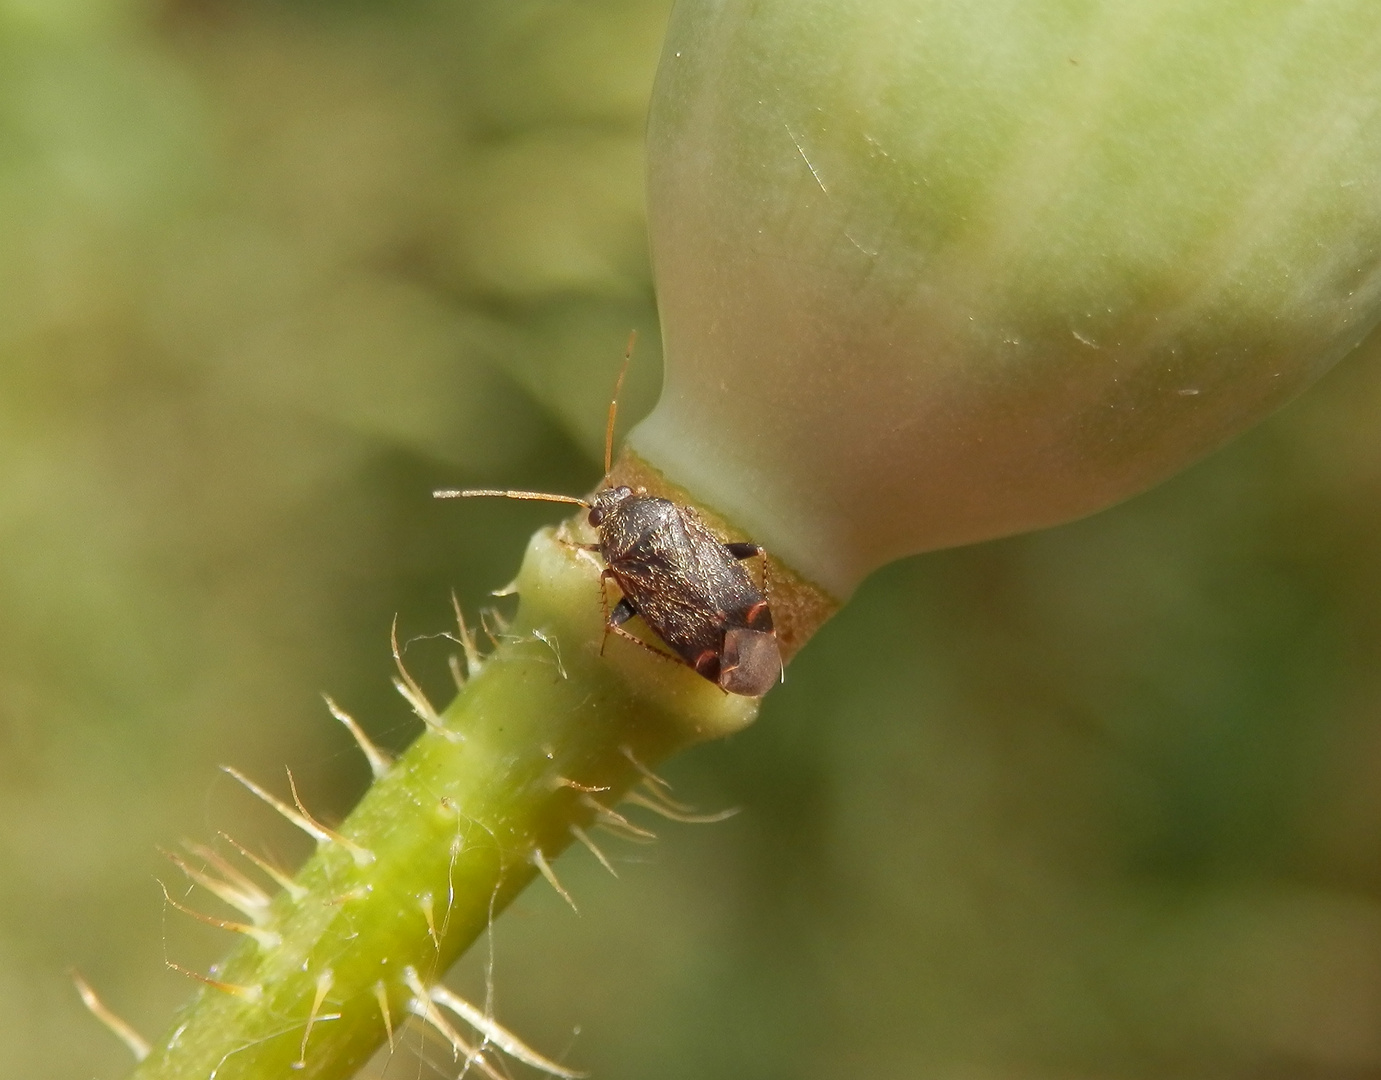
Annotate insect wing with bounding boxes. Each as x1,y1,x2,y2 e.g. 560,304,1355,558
606,535,720,663
597,494,777,695
720,626,781,696
605,503,733,657
677,508,769,629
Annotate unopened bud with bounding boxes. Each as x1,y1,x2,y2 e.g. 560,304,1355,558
630,0,1381,599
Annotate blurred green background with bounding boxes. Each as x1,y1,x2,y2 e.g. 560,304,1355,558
4,2,1381,1078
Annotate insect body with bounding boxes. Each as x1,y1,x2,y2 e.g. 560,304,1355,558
588,485,780,696
435,339,782,697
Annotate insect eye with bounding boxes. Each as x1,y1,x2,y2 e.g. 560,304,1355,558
588,506,603,526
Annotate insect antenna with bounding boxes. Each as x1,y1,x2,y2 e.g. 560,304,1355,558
604,329,636,475
433,489,590,507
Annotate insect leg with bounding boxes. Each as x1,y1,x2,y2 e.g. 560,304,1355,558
725,541,772,601
608,621,682,664
554,524,603,570
597,569,619,657
556,537,602,553
598,571,680,665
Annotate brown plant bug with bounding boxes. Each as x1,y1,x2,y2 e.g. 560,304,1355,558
434,335,782,697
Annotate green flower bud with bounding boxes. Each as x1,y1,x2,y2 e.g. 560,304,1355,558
631,0,1381,599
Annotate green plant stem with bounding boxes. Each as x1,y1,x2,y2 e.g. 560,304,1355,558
128,521,764,1080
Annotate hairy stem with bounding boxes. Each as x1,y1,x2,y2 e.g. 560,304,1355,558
127,472,836,1080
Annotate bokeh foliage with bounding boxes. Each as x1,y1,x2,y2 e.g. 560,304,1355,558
2,2,1381,1078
